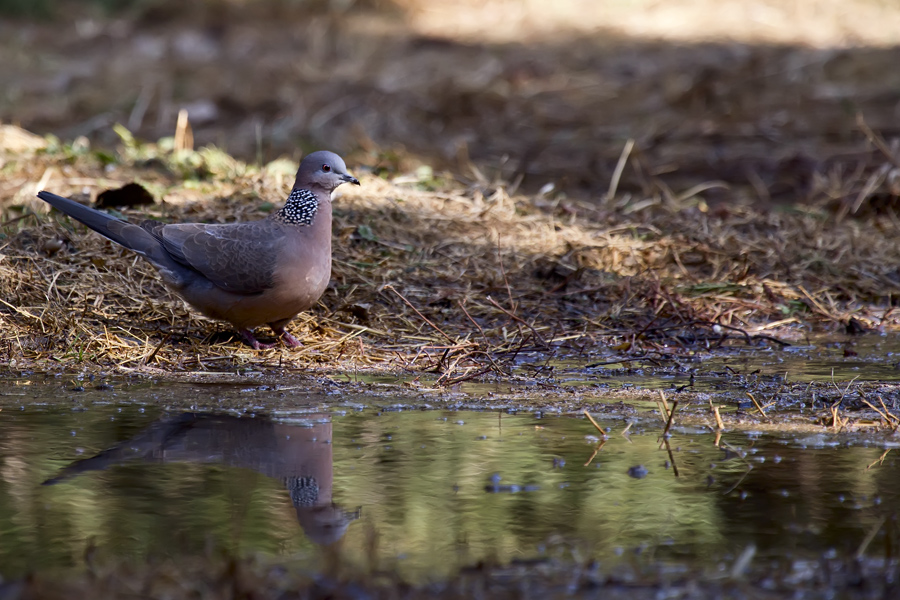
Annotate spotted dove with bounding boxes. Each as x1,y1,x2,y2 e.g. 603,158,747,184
37,150,359,349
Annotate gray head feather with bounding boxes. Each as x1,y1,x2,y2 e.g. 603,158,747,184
294,150,360,193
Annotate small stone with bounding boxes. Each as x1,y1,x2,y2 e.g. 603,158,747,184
627,465,648,479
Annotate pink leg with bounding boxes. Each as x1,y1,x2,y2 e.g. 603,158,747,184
240,329,274,350
273,327,302,348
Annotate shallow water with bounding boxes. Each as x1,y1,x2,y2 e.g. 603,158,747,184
511,333,900,393
2,390,898,583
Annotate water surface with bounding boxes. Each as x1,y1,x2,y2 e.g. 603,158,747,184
1,390,897,582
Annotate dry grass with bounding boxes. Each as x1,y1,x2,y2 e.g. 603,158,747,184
2,122,900,381
399,0,900,46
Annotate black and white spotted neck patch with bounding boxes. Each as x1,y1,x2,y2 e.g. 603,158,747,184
271,188,319,225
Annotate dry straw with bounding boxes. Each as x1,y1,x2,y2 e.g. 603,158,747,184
2,127,900,384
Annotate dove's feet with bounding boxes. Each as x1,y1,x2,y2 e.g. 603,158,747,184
240,328,302,349
240,329,272,349
273,327,303,348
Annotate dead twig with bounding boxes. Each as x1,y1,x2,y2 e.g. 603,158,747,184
862,398,899,428
385,285,455,344
855,516,887,560
582,409,607,435
583,439,606,467
663,438,680,477
486,296,547,346
661,399,679,438
866,449,892,471
658,390,671,422
709,398,726,430
606,138,635,201
857,112,900,169
746,392,770,421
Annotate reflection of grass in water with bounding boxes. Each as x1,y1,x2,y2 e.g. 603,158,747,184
334,410,900,578
332,411,727,580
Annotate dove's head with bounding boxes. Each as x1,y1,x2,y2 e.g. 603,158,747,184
294,151,359,193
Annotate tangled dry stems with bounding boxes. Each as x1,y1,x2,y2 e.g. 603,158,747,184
1,128,900,381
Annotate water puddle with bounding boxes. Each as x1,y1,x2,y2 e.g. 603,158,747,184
2,400,898,583
509,333,900,392
327,334,900,395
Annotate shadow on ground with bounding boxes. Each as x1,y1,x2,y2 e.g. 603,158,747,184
1,0,899,203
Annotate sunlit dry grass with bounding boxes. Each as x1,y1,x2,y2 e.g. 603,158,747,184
2,124,900,382
401,0,900,46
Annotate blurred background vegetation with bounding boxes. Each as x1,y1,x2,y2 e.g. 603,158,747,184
0,0,144,17
1,0,899,200
0,0,392,18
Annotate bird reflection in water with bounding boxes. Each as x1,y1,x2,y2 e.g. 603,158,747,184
43,412,359,545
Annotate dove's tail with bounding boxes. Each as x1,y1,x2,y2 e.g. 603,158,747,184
37,190,176,264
